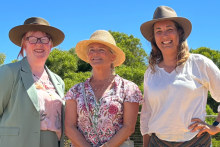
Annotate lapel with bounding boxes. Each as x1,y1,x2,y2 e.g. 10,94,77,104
20,57,39,111
45,66,64,100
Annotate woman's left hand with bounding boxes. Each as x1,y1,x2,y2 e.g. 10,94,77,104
189,118,220,137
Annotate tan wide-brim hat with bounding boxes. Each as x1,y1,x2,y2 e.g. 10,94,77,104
75,30,125,67
9,17,65,47
140,6,192,42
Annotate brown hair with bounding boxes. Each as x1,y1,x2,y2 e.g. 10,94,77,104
17,35,26,58
149,21,190,73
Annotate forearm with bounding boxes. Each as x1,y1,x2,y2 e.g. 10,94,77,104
65,125,91,147
104,102,139,147
143,134,151,147
214,112,220,133
103,124,135,147
216,111,220,122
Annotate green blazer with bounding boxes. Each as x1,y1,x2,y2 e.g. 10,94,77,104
0,57,65,147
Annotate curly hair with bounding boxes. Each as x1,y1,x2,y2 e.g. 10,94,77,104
148,21,190,73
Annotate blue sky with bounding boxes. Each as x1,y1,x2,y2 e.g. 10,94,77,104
1,0,220,64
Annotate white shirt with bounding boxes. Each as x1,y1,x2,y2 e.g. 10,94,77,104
140,54,220,142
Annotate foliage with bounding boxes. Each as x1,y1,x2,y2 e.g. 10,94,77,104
110,31,148,67
11,59,19,63
46,48,78,80
0,53,6,65
69,48,92,72
115,65,146,92
190,47,220,68
205,105,220,146
64,72,91,92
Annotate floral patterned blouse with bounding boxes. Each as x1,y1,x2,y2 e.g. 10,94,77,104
33,70,63,140
65,75,143,146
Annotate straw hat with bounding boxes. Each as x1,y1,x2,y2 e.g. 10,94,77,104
75,30,125,67
140,6,192,41
9,17,65,47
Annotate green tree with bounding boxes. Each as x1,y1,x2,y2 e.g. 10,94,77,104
46,48,78,80
11,59,19,63
190,47,220,68
0,53,6,65
116,65,146,92
69,48,92,72
64,72,91,92
110,31,148,91
205,105,220,146
110,31,148,67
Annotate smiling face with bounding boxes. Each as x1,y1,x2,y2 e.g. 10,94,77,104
87,43,116,68
22,31,52,65
154,20,180,56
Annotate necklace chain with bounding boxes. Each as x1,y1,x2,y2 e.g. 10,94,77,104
90,75,115,93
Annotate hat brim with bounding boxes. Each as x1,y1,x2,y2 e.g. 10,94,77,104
140,17,192,41
9,24,64,47
75,40,125,67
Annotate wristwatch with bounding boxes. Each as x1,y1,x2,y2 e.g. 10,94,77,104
213,121,220,129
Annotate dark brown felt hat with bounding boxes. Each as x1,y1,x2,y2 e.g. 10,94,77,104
140,6,192,41
9,17,64,47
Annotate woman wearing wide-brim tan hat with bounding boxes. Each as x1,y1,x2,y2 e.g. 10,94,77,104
140,5,220,146
0,17,65,147
64,30,143,147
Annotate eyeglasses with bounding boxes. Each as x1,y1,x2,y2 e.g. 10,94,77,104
26,36,50,44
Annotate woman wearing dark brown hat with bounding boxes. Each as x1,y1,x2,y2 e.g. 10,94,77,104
140,6,220,146
64,30,143,147
0,17,65,147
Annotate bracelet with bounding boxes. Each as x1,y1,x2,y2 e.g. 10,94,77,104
213,121,219,126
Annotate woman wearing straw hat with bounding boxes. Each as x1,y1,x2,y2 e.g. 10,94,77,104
140,6,220,146
0,17,65,147
65,30,143,147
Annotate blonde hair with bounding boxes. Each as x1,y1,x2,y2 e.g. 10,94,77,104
149,21,190,73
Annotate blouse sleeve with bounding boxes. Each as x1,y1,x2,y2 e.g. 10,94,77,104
64,83,82,101
123,80,143,104
199,55,220,102
140,69,152,135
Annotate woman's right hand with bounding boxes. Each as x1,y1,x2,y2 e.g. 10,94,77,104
189,118,220,137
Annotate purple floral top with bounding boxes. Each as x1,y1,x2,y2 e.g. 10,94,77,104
65,75,143,146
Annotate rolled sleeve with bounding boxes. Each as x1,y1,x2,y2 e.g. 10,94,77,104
204,57,220,102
